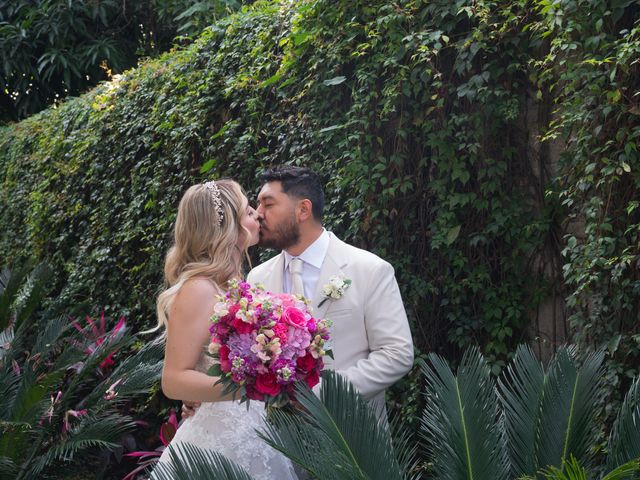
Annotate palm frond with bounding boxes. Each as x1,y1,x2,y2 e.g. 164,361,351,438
602,458,640,480
31,315,73,357
0,263,31,330
105,337,164,382
88,361,162,408
260,371,408,480
0,326,14,365
12,363,65,422
0,455,17,478
70,412,136,443
258,402,354,479
498,344,546,478
24,413,136,478
420,347,509,480
606,375,640,471
388,413,420,480
12,263,51,330
150,442,255,480
26,438,124,479
536,348,605,471
0,267,10,294
0,366,21,420
539,456,588,480
0,366,40,460
83,340,163,407
125,337,165,365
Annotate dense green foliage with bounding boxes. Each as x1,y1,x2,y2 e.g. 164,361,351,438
0,0,639,435
541,0,640,405
0,0,246,122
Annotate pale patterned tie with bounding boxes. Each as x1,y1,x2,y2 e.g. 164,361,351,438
289,257,305,296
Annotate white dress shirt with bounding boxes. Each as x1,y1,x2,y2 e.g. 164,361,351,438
283,229,330,299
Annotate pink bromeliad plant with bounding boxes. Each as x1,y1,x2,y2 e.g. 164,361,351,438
70,311,126,371
123,410,180,480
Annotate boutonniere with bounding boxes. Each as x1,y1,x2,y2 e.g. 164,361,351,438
318,275,352,307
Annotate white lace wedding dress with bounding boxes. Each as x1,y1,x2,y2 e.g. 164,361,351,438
155,355,297,480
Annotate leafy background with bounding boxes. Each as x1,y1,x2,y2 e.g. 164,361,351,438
0,0,639,476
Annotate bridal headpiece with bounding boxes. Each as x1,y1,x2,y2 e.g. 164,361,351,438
204,180,224,226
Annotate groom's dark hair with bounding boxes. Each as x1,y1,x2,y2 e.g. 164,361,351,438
261,165,325,221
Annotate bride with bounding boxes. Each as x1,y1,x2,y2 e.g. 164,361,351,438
153,179,297,479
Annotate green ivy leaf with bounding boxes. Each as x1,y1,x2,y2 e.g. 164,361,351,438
446,225,461,245
322,76,346,86
200,159,217,173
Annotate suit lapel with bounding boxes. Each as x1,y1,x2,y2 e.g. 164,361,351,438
312,235,347,319
259,253,285,294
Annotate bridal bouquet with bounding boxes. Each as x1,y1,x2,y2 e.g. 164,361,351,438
207,279,332,406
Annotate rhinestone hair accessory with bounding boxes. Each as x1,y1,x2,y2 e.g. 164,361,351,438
204,180,224,226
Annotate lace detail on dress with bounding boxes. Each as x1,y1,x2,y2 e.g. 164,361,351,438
156,349,297,480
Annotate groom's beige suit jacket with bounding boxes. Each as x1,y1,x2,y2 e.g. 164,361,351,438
247,232,414,413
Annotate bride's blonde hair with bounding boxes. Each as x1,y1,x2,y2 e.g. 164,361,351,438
154,179,251,331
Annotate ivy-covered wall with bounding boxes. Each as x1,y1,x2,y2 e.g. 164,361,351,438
0,0,638,398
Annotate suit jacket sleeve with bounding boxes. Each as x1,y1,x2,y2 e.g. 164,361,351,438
338,260,414,400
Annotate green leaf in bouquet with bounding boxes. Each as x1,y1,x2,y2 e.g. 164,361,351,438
207,363,222,377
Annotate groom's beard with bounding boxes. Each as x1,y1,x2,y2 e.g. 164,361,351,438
258,217,300,250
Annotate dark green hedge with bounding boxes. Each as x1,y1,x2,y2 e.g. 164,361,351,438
1,0,638,391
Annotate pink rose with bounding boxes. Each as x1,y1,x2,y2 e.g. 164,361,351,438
255,372,281,396
231,317,254,334
282,306,307,329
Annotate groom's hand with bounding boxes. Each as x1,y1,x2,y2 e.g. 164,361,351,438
181,400,201,419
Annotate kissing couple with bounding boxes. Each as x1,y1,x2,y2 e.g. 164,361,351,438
153,165,414,478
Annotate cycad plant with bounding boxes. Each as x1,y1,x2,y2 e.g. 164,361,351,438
0,264,163,479
421,345,640,480
151,372,415,480
149,345,640,480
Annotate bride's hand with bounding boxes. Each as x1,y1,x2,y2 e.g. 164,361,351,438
289,399,306,413
181,400,201,418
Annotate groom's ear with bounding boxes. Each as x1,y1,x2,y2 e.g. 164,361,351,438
296,198,314,222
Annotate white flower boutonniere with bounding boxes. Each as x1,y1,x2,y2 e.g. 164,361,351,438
318,275,352,307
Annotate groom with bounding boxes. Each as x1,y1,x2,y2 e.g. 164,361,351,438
247,165,413,414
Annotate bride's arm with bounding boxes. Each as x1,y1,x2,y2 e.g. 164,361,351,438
161,278,231,402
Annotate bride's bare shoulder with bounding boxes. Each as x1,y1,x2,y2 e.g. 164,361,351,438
176,277,223,301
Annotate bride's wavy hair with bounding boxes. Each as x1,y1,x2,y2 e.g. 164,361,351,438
153,179,251,333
